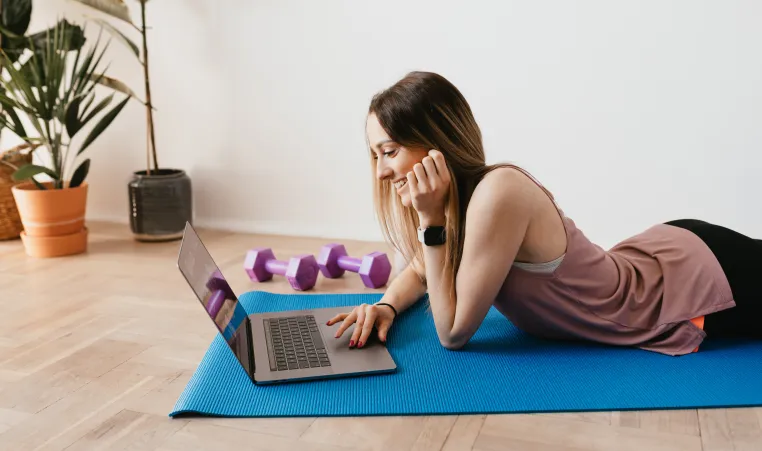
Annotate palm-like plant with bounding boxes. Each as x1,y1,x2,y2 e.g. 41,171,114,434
0,19,134,189
72,0,159,175
0,0,86,148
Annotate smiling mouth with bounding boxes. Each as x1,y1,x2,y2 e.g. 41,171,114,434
393,179,407,191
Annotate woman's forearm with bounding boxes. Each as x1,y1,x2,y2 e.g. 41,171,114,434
376,260,428,315
420,235,458,348
415,212,459,347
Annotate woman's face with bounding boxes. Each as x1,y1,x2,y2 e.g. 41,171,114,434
366,113,429,208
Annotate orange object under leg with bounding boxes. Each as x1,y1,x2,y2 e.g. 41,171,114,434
690,316,705,353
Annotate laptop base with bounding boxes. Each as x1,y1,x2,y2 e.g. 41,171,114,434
251,306,397,384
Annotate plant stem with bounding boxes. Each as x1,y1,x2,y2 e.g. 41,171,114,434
141,0,158,174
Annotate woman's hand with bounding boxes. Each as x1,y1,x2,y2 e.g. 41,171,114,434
408,149,450,225
326,303,396,348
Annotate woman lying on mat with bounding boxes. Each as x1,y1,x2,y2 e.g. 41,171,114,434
327,71,760,356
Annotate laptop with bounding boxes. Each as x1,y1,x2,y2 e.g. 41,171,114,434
176,222,397,384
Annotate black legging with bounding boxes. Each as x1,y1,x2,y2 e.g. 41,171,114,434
664,219,761,339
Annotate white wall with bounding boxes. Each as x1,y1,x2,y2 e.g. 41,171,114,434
10,0,762,248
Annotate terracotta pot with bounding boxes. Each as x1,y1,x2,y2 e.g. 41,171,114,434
20,227,88,258
11,181,89,257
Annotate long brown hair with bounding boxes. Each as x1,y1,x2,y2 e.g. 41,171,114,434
368,71,509,299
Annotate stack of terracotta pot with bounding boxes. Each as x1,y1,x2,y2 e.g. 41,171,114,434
11,181,89,258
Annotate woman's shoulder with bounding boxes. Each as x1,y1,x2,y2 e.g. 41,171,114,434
468,166,540,219
472,165,544,205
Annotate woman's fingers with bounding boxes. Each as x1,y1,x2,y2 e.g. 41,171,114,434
326,313,347,326
350,306,367,347
328,305,394,348
333,311,356,338
413,163,428,191
357,307,378,347
376,316,393,342
422,155,439,179
430,150,450,182
407,170,418,195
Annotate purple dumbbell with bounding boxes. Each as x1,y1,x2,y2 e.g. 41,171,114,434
205,289,226,317
244,248,319,291
316,243,392,289
206,269,235,300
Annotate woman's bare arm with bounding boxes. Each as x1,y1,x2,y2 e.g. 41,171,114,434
422,169,532,349
374,258,428,315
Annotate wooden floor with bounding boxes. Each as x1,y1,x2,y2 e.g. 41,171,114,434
0,221,760,450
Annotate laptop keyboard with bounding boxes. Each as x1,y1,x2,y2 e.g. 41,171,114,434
264,315,331,371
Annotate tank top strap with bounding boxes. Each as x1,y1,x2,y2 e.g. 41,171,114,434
499,164,562,212
497,163,570,242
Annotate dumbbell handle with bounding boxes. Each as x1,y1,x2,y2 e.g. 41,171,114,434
265,258,288,275
337,255,362,273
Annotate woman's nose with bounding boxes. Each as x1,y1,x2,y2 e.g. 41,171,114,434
376,162,393,180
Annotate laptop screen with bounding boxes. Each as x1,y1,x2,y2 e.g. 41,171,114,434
177,222,254,380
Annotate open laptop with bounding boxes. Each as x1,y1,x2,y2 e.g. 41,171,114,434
177,222,397,384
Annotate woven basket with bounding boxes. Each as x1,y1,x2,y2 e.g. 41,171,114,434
0,144,34,240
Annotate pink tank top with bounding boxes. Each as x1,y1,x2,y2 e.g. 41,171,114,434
493,166,735,356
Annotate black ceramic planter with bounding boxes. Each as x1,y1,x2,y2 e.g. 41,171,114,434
128,168,192,241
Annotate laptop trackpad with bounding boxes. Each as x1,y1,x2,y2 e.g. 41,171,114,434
321,322,396,373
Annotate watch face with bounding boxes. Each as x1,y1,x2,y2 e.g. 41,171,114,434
424,226,446,245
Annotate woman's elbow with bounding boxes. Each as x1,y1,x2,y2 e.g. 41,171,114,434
439,336,468,350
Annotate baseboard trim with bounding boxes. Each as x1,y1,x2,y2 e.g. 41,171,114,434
85,213,385,243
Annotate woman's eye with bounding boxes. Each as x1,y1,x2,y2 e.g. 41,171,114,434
383,148,398,157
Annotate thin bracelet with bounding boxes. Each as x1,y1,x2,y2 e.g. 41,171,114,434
375,302,397,318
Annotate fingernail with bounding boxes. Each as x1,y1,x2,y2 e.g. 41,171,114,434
358,341,364,348
349,340,355,347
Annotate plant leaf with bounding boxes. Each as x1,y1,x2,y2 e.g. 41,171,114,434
1,46,45,116
66,96,83,137
77,95,130,155
89,73,140,100
12,163,57,181
71,0,134,26
31,178,47,189
0,102,29,140
0,0,32,37
70,158,90,187
27,19,86,52
0,91,35,116
80,92,96,116
91,18,139,59
79,92,113,126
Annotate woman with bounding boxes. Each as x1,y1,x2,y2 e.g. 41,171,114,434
327,71,761,356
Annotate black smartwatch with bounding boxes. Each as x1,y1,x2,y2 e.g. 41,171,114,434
418,226,446,246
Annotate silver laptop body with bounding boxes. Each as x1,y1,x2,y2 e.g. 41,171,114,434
177,222,397,384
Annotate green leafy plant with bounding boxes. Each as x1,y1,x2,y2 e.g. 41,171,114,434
0,0,86,145
73,0,159,175
0,18,135,189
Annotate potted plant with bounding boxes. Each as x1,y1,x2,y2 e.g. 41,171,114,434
72,0,192,242
0,19,136,257
0,0,85,241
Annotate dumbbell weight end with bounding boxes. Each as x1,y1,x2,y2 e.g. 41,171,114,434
244,248,319,291
358,251,392,289
317,243,392,288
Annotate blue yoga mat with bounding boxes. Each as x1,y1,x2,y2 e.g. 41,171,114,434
170,291,762,417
